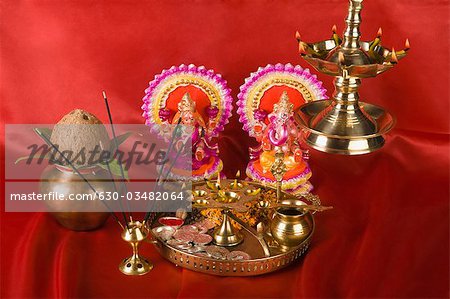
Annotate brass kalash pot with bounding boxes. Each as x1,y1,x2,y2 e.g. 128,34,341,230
294,0,409,155
39,109,113,231
269,196,315,251
270,207,313,249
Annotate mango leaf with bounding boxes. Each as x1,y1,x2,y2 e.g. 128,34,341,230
15,154,51,164
98,158,129,180
34,127,53,140
15,127,53,164
109,131,134,153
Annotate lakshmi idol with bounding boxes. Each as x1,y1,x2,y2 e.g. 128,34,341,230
142,64,233,181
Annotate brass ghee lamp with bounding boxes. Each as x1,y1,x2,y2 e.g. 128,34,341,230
294,0,409,155
212,178,244,247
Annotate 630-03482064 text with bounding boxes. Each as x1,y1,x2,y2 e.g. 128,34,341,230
9,191,185,201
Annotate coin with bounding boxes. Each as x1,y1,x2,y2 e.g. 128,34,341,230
197,219,216,230
173,230,195,243
226,251,251,261
186,245,206,253
193,233,213,245
178,225,200,234
167,239,192,250
152,226,176,241
192,223,208,234
205,245,229,260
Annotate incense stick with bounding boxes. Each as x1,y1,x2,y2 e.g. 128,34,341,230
143,122,185,224
158,141,187,186
99,141,130,230
35,129,124,229
143,141,188,223
155,118,182,181
102,91,133,221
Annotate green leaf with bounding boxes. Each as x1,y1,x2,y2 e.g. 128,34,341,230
109,131,134,153
16,128,53,164
15,154,51,164
98,158,129,180
34,127,52,140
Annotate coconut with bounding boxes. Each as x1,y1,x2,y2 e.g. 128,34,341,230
50,109,110,167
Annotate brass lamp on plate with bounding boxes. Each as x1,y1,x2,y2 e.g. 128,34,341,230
294,0,409,155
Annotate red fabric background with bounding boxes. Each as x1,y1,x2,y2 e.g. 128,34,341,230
1,0,449,298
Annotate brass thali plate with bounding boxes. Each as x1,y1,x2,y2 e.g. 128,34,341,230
152,181,315,276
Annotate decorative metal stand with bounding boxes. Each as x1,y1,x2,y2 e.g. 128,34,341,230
294,0,409,155
270,147,287,202
194,178,257,247
119,221,153,275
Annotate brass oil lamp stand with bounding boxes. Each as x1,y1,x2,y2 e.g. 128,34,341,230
119,221,153,275
194,175,263,247
294,0,409,155
213,209,244,247
212,176,244,247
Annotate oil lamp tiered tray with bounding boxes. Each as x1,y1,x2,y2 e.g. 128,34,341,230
294,0,409,155
151,178,323,276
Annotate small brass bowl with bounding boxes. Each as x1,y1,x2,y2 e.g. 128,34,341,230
216,190,240,203
193,189,207,197
245,188,262,196
194,198,210,206
229,181,244,190
257,200,271,208
206,182,221,190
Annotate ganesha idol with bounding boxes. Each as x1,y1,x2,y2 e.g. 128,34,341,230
141,64,233,181
237,64,328,194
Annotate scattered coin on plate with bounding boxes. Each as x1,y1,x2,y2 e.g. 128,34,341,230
173,230,195,243
152,226,176,241
193,233,213,245
167,239,192,250
206,245,230,260
226,251,251,261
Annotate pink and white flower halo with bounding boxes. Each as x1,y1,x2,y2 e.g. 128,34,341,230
141,64,233,137
237,63,328,137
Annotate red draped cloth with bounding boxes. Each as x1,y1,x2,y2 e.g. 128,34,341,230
1,0,448,298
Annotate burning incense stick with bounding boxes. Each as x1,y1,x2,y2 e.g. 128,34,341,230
155,118,182,183
143,122,186,224
102,91,133,221
99,141,130,230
